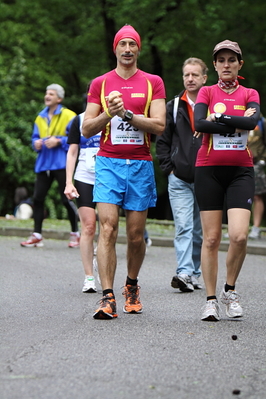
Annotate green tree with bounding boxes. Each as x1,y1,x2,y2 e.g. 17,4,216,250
0,47,38,213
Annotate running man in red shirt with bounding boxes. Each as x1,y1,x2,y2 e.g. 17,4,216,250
82,25,166,319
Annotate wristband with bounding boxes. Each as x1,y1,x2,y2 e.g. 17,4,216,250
105,109,113,118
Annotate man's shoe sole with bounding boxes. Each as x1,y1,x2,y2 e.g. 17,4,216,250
225,310,243,318
193,284,203,290
93,310,118,319
123,307,143,314
201,315,220,322
20,242,44,248
83,288,97,293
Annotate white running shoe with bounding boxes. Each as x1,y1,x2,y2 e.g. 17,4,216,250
82,277,97,293
145,237,152,247
201,300,221,321
220,286,243,318
191,275,203,289
248,226,261,239
93,258,101,285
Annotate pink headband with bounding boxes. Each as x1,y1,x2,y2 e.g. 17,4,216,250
113,25,141,52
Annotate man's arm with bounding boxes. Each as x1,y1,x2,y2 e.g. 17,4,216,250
82,103,112,138
82,95,166,138
118,98,166,136
130,98,166,136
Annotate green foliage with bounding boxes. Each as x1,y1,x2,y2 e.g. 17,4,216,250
0,45,66,218
0,47,38,214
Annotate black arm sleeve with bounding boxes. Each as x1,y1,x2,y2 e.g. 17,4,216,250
194,101,260,134
67,115,81,144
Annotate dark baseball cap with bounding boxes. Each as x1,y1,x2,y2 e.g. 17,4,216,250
213,40,242,58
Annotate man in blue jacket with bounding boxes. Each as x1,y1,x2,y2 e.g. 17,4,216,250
156,58,207,292
21,84,78,248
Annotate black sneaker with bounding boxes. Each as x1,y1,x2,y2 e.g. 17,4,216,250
171,275,180,289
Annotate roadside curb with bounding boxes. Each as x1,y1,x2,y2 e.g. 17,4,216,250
1,226,265,256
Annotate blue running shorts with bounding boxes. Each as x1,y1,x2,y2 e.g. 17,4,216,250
93,156,157,211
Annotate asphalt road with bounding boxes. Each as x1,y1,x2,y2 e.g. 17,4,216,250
1,236,265,399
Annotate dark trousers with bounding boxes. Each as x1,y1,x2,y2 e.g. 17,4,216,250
33,169,78,233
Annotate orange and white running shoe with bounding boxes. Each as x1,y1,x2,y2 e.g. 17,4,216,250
93,293,118,319
122,284,143,314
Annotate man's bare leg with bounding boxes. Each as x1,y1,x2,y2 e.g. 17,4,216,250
93,203,120,319
121,209,147,314
125,209,148,279
96,203,120,290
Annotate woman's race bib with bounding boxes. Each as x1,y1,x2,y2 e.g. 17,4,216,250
110,115,144,145
213,131,248,150
85,147,99,172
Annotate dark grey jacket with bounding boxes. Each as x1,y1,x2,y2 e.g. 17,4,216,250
156,90,202,183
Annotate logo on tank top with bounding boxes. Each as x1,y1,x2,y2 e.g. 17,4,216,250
214,102,226,113
131,93,145,98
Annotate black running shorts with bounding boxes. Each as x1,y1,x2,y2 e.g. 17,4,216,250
195,166,254,211
74,180,96,209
